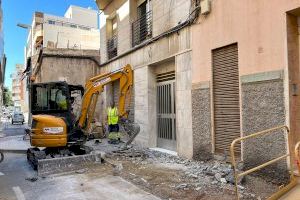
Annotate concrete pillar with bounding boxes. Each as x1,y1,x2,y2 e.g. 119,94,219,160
134,66,157,147
175,51,193,158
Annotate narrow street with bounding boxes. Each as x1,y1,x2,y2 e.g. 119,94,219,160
1,119,27,137
0,120,161,200
2,0,300,199
0,120,35,200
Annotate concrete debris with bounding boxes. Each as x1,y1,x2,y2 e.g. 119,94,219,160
220,178,227,184
25,177,38,182
175,183,188,190
141,178,147,183
238,185,245,190
112,163,123,176
75,169,88,174
214,173,222,182
195,187,202,191
109,147,260,198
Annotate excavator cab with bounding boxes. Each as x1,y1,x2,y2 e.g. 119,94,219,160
30,81,85,147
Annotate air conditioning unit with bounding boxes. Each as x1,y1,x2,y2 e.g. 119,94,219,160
200,0,211,15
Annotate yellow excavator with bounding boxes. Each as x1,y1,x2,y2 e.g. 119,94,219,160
27,64,138,169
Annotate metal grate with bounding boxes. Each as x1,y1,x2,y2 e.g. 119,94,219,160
212,44,241,153
132,11,152,47
157,71,176,151
107,34,118,60
156,71,175,83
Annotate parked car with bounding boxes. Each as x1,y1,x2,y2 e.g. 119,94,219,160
11,112,25,125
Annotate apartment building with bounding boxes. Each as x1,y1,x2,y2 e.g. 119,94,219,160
23,5,101,91
11,64,25,109
25,5,100,59
0,0,6,109
95,0,197,158
94,0,300,177
186,0,300,178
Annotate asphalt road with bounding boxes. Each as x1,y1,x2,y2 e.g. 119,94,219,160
1,119,27,137
0,119,159,200
0,118,35,200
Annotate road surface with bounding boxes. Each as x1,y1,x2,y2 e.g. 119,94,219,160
0,119,160,200
1,119,27,137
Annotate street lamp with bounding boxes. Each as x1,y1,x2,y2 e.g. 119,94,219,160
17,23,33,57
17,23,31,29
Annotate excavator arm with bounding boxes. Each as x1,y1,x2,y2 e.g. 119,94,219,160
78,64,133,134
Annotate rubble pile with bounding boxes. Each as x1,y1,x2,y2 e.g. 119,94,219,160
110,147,258,198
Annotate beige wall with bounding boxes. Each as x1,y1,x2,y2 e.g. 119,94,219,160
98,27,192,158
99,0,191,63
192,0,300,84
43,24,100,50
34,49,100,86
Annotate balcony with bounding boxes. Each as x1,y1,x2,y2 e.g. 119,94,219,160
132,11,152,47
107,34,118,60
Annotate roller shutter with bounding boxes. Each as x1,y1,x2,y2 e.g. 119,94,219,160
212,44,241,153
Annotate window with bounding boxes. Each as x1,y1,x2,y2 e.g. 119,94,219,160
34,86,48,111
132,0,152,47
48,20,55,25
107,16,118,59
70,24,77,28
79,26,90,31
32,85,68,112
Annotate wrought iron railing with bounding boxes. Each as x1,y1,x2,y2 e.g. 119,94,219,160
131,11,152,47
107,34,118,60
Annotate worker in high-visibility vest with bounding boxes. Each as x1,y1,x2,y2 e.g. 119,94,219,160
107,102,120,144
57,92,67,110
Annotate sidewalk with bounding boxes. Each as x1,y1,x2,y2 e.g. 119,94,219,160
0,135,30,150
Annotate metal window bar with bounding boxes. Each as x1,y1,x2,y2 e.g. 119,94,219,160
157,82,176,141
107,34,118,60
230,125,297,200
131,11,152,47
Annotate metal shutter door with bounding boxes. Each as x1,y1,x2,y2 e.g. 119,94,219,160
212,44,241,153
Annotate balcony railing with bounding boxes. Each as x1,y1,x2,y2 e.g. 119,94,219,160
132,11,152,47
107,34,118,60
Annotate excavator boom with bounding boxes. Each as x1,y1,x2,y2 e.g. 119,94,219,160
78,64,133,133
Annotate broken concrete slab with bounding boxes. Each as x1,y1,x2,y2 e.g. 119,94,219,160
38,151,104,177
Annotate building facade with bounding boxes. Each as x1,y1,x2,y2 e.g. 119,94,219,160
25,5,100,59
96,0,197,158
11,64,25,109
95,0,300,175
190,0,300,176
0,0,6,109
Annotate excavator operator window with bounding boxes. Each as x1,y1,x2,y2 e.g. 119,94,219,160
50,88,68,111
32,83,69,113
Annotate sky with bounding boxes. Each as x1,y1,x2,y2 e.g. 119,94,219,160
3,0,98,89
